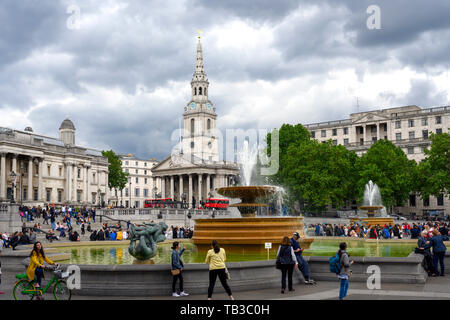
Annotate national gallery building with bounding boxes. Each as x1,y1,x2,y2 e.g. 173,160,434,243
0,118,109,207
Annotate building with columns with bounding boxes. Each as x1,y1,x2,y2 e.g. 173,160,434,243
151,36,239,207
304,105,449,218
0,118,109,207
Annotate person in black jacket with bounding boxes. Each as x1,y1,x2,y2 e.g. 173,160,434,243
96,229,105,241
426,229,447,276
417,230,434,276
276,236,298,294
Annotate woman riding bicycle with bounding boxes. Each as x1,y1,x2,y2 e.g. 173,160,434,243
26,242,58,295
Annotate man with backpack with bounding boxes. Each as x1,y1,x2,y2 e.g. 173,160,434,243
291,232,315,285
329,242,353,300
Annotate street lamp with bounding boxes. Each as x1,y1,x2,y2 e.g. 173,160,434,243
97,188,101,208
10,171,17,204
129,177,132,208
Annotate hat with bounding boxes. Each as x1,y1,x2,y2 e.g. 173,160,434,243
293,232,300,237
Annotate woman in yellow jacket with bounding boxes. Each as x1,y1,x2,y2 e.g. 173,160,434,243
205,240,234,300
27,242,57,289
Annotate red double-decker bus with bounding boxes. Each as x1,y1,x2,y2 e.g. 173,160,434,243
144,198,174,208
203,198,229,210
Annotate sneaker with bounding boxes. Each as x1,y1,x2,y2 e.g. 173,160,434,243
305,279,316,285
172,292,180,297
180,291,189,296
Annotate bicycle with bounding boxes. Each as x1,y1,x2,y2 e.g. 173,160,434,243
13,264,72,300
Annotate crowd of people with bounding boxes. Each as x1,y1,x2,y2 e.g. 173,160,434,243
310,221,450,240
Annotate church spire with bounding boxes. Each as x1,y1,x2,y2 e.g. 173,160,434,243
191,30,209,102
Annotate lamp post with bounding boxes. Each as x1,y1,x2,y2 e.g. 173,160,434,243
97,188,101,208
10,171,17,204
129,177,132,208
153,186,158,199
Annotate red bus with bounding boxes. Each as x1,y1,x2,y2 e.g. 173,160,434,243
203,198,229,210
144,198,174,208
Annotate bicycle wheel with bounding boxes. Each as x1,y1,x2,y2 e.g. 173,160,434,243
13,279,35,300
53,279,72,300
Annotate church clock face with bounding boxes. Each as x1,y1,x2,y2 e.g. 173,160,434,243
206,103,211,110
190,102,196,110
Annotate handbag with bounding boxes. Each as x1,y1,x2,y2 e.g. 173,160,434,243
171,269,181,276
275,258,282,270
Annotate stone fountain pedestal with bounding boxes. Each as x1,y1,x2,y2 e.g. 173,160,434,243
192,216,314,251
350,205,394,227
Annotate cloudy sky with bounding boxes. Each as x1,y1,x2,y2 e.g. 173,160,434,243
1,0,449,160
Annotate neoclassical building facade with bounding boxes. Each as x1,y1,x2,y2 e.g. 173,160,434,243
151,36,239,207
0,118,109,207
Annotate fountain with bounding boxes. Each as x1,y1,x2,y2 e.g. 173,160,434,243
192,141,313,250
350,181,394,227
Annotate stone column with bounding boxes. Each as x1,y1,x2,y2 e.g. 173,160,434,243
73,164,77,202
27,157,33,201
0,153,6,200
38,158,43,202
198,173,203,204
84,165,89,203
11,154,17,200
179,175,184,201
206,174,210,198
170,175,174,200
188,174,193,208
161,176,166,198
66,162,72,202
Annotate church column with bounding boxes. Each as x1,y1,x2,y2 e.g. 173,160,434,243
0,153,6,200
161,176,166,198
65,162,71,202
170,176,174,200
84,165,89,203
188,174,193,208
198,173,203,205
179,175,184,202
27,157,33,201
206,174,210,198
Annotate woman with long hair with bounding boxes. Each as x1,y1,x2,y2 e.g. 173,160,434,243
171,241,188,297
26,241,57,296
276,236,298,293
205,240,234,300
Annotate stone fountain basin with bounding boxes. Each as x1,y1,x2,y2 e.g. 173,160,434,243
217,186,278,201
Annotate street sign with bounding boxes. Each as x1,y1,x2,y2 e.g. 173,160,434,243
265,242,272,249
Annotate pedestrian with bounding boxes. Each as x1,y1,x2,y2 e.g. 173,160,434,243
426,229,447,276
291,232,315,284
26,242,58,300
276,236,298,293
171,241,189,297
417,230,434,276
337,242,353,300
205,240,234,300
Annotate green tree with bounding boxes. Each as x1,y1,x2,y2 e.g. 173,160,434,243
416,132,450,199
357,139,416,212
102,150,129,194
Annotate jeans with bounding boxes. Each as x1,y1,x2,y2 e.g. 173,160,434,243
35,267,44,287
208,269,232,298
433,251,445,275
339,278,349,300
296,255,310,281
280,264,294,290
172,271,184,293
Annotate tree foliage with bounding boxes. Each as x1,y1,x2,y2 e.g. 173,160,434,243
102,150,129,192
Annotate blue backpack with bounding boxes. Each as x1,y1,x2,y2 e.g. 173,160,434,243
329,253,341,274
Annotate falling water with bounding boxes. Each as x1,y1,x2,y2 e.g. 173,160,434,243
238,140,258,186
363,180,382,206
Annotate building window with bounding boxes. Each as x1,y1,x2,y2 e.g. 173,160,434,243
207,119,211,131
359,127,364,134
409,119,414,127
135,201,140,208
321,130,326,137
396,133,402,140
135,169,138,174
46,189,51,202
77,190,82,202
409,131,415,139
125,161,129,165
125,188,129,197
408,147,414,154
332,140,337,145
422,130,428,139
409,194,416,207
144,170,147,175
395,121,401,129
47,165,51,176
135,188,139,197
423,197,429,207
371,126,377,133
437,194,444,206
343,138,349,146
311,131,315,138
78,169,81,179
436,128,443,135
58,190,63,203
191,141,195,149
33,188,38,201
436,116,442,124
23,188,27,201
136,161,138,166
191,119,195,135
422,118,428,126
332,128,337,136
343,127,348,135
135,177,138,184
125,200,129,208
144,189,148,197
144,162,147,167
59,167,62,177
144,178,148,184
125,169,129,173
372,137,377,142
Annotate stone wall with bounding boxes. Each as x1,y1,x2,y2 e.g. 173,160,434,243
0,202,20,233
